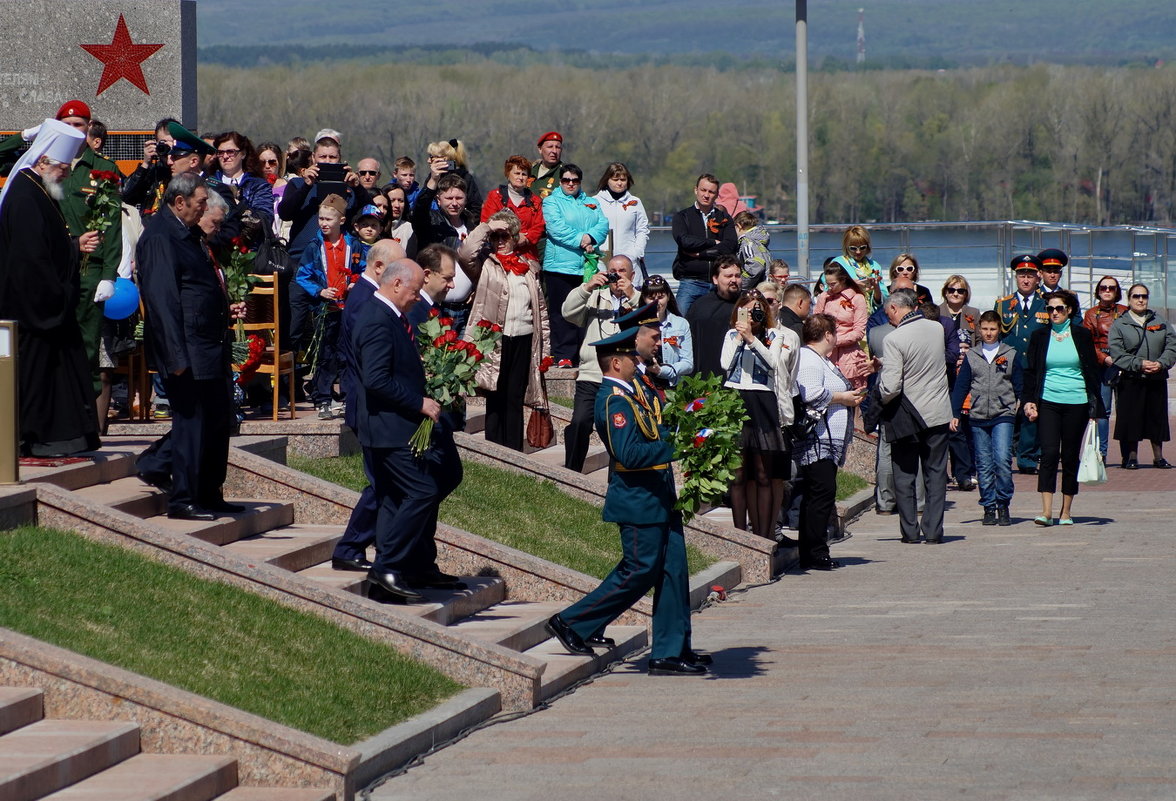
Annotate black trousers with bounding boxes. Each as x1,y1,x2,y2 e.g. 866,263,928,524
1036,400,1088,496
137,371,232,511
370,430,462,575
333,438,378,562
564,380,598,471
308,306,343,404
543,272,584,364
485,334,532,451
797,459,837,562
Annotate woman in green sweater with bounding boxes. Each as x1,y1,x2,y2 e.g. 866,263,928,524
1021,291,1104,526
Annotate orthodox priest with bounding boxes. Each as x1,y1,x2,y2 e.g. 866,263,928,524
0,119,101,456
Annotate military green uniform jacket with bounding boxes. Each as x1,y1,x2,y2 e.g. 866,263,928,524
529,160,562,201
994,289,1047,368
595,376,677,525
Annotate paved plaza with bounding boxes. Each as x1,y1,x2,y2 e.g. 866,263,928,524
373,466,1176,801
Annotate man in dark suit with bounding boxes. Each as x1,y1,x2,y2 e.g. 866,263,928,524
351,257,464,602
405,243,458,329
670,173,737,315
136,172,243,520
330,239,405,572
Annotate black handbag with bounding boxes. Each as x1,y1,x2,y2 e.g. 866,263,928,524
254,228,293,275
786,393,822,441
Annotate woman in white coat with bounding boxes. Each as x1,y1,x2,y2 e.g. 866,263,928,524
593,162,650,281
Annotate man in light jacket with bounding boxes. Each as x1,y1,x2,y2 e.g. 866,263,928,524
878,288,952,544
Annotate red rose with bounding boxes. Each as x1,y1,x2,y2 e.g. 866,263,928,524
442,329,458,343
433,335,445,348
429,308,441,318
440,316,454,327
476,319,493,328
471,348,483,361
490,323,503,333
539,355,554,373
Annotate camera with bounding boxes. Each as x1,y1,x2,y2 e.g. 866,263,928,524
604,272,621,284
151,141,170,163
750,305,765,324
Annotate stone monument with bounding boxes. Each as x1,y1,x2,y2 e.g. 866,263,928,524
0,0,196,132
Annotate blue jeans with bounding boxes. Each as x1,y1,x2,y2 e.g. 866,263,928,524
971,419,1014,508
675,279,712,316
1097,381,1113,462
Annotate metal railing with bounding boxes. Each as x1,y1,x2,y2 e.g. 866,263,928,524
642,220,1174,316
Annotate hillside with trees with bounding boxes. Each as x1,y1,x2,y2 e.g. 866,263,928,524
198,59,1176,226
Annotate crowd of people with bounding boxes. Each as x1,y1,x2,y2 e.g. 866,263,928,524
2,102,1175,596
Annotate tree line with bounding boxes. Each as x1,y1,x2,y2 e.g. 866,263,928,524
198,60,1176,226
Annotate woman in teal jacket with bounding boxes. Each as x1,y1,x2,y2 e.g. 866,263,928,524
541,163,609,365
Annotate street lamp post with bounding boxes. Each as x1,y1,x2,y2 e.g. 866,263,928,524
795,0,810,279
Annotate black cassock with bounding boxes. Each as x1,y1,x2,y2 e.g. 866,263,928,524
0,168,99,456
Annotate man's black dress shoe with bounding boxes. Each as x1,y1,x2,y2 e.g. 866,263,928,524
204,500,245,513
682,649,713,666
799,557,841,570
167,504,216,521
139,471,173,494
1123,459,1139,470
366,571,425,603
648,657,707,676
923,537,943,544
545,614,594,656
586,634,616,648
1154,458,1172,469
900,537,920,544
331,557,374,572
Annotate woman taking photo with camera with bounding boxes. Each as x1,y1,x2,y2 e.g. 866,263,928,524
1107,283,1176,469
720,289,785,539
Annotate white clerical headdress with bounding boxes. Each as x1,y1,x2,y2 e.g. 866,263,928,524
0,119,87,211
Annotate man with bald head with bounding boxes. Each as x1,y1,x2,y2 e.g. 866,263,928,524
356,157,382,192
331,239,407,571
351,254,464,601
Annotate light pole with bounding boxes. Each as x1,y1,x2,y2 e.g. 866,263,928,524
795,0,810,279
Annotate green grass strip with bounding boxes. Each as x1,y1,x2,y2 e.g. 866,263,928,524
0,526,462,744
290,454,717,580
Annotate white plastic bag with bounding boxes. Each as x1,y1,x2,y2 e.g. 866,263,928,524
1077,420,1107,485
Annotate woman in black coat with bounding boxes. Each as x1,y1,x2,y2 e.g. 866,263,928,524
1021,291,1104,527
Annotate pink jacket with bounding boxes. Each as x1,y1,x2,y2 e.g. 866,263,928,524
815,287,870,388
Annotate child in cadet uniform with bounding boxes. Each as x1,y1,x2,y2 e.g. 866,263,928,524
950,310,1023,527
295,194,364,419
734,210,771,290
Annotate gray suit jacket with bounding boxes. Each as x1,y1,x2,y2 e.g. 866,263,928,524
878,315,952,429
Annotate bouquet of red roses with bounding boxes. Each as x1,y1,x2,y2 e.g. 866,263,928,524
222,237,258,363
408,312,503,456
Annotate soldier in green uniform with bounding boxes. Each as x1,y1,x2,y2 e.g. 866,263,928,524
528,130,563,201
545,324,709,675
995,254,1048,473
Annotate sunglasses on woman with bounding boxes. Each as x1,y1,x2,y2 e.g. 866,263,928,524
1097,284,1117,292
945,287,966,295
1046,305,1069,313
894,265,915,273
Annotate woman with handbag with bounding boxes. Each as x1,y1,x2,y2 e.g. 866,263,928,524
1022,291,1105,526
1107,283,1176,469
459,209,551,451
1083,276,1127,462
793,314,864,570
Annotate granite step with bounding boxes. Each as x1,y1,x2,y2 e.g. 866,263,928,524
529,625,648,699
220,524,344,572
147,502,296,546
294,563,507,625
215,787,335,801
18,445,142,490
0,718,140,801
71,476,167,519
447,600,566,652
41,752,236,801
0,688,42,737
527,442,610,474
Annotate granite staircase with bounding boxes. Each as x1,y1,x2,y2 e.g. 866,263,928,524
0,686,330,801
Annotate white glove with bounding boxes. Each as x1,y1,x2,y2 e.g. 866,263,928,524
93,279,115,303
21,124,41,142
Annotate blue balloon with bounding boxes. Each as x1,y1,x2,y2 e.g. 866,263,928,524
103,277,140,320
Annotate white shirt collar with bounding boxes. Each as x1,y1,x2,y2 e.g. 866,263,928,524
603,376,635,392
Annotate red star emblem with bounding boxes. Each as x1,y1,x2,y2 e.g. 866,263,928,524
80,15,164,96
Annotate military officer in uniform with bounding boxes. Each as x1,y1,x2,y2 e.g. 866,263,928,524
995,254,1049,473
545,325,708,675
